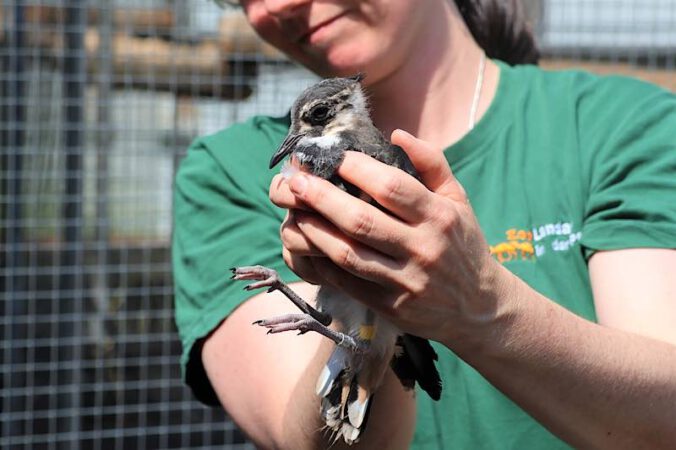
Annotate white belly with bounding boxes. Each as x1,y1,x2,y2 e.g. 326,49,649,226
316,285,399,357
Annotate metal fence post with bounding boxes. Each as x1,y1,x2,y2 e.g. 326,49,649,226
60,1,86,448
2,1,28,444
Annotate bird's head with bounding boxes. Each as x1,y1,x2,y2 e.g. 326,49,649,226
270,74,369,169
291,73,368,134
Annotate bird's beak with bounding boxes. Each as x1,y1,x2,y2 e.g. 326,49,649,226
269,133,303,169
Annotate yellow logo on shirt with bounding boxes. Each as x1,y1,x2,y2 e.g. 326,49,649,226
490,223,582,264
490,228,535,263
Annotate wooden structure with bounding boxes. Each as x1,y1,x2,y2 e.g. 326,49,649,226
1,4,673,97
0,6,281,99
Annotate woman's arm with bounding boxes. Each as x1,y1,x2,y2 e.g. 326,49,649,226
201,282,417,450
457,249,676,449
273,130,676,449
591,248,676,344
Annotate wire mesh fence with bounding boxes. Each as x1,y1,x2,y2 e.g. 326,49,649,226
0,1,673,449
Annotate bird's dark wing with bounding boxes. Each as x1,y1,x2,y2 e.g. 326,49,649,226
391,334,442,401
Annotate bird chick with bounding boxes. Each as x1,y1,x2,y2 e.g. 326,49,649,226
232,74,441,445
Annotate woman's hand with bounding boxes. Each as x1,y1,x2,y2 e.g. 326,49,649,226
269,130,512,349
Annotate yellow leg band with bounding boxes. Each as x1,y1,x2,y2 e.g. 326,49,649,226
359,325,375,341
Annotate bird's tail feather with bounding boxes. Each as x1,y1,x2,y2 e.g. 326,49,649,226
347,383,371,430
316,346,349,398
317,347,377,445
396,334,442,401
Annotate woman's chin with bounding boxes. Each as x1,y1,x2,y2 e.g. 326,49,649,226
294,40,365,75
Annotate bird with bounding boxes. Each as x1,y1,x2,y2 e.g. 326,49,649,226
231,74,441,445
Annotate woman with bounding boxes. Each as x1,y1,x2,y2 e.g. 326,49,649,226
173,1,676,448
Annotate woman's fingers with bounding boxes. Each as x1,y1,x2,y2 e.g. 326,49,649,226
293,210,406,286
288,174,411,258
269,174,312,210
335,151,432,223
280,211,324,256
390,129,467,203
282,248,323,285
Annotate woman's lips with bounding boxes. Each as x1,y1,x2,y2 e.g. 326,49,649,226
298,11,351,43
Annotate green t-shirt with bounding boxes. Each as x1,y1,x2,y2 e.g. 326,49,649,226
172,60,676,449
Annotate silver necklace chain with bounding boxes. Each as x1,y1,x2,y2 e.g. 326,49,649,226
468,52,486,131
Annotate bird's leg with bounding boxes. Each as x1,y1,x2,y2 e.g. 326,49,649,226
230,265,332,326
253,314,368,354
231,266,367,352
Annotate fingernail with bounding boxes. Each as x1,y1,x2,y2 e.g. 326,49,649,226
290,174,308,196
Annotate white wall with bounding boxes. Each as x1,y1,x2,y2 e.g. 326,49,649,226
542,0,676,50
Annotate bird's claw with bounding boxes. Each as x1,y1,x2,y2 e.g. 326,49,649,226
230,265,281,292
231,264,333,326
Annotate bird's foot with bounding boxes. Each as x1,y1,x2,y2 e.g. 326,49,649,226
230,265,282,292
253,313,367,354
230,265,332,326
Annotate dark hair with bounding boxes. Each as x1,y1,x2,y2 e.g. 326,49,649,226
455,0,540,65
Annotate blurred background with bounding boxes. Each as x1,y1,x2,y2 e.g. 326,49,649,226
0,1,673,449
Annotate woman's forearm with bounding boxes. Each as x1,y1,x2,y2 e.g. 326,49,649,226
449,265,676,449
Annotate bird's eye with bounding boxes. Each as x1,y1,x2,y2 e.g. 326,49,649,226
308,105,331,125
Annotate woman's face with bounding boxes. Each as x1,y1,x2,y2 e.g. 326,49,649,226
240,0,437,81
